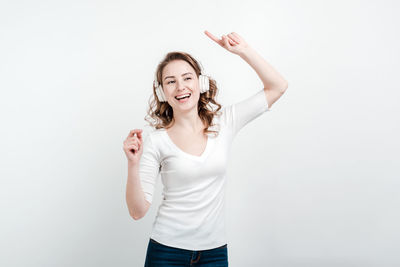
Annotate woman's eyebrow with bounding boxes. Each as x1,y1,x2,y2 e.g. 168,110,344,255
164,72,193,80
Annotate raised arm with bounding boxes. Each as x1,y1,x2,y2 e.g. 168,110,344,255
204,30,288,108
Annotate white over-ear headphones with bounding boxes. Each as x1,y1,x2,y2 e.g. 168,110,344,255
153,71,210,102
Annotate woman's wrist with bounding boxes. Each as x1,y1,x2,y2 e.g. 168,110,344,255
238,46,256,59
128,161,139,170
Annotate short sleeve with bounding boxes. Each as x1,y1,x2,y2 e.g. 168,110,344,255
139,133,161,204
230,89,270,136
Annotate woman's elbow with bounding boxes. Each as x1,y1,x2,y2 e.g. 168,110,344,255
129,201,151,220
130,211,145,220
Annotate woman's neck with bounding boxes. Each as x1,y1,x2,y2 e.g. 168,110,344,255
171,110,205,134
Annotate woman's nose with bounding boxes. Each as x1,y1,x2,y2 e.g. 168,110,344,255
176,79,185,90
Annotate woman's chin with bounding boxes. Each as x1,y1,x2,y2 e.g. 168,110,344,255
172,101,198,112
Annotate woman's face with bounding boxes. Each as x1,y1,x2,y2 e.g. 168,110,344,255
161,60,200,112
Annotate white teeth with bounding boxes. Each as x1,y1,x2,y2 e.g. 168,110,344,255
175,93,191,100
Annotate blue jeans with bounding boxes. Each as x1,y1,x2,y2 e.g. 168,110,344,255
144,238,228,267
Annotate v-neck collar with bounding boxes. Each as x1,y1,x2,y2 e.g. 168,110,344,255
162,129,213,162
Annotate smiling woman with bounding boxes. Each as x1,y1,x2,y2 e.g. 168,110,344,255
123,31,287,267
145,51,222,137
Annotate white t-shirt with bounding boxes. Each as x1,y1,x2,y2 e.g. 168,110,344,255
139,89,270,250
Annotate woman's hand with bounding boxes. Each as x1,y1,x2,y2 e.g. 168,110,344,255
204,30,250,56
123,129,143,165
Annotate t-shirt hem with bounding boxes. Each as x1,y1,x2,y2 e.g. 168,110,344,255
149,234,228,251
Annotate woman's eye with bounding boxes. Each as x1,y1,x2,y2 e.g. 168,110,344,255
167,77,191,84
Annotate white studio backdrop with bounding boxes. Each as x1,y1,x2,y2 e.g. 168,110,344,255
1,0,399,266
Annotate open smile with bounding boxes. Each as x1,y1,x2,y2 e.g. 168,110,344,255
175,93,191,103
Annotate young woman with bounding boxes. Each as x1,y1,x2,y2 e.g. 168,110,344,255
123,31,288,266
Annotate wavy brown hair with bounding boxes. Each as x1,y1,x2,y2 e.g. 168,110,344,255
144,51,222,137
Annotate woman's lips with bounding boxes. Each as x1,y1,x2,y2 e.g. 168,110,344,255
175,93,191,103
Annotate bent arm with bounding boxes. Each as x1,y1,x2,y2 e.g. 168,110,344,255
239,47,288,108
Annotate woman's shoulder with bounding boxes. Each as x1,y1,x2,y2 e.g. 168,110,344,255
216,104,234,126
142,126,165,142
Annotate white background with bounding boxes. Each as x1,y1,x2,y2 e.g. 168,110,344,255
1,0,399,266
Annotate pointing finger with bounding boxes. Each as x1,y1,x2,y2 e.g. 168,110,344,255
204,30,222,45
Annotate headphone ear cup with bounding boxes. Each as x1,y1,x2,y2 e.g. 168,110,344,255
205,76,209,92
199,75,209,93
154,72,167,102
155,85,167,102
